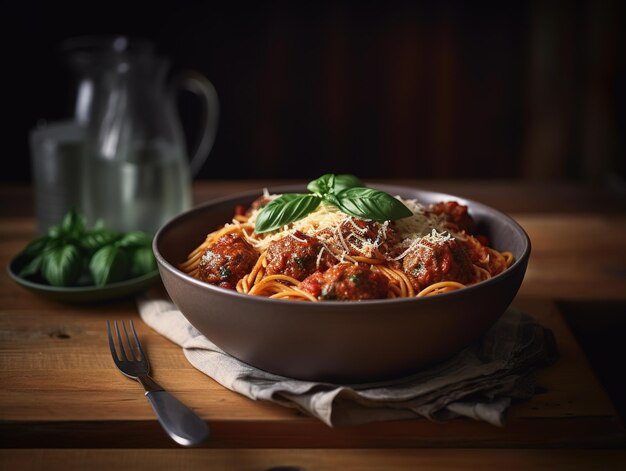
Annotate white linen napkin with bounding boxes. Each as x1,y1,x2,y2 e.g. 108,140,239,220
136,287,557,428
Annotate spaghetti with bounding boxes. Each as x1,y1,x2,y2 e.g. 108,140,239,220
180,192,514,302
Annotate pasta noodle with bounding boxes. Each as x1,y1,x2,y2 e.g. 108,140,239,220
180,193,515,302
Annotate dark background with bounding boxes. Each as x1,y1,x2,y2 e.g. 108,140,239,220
1,0,625,183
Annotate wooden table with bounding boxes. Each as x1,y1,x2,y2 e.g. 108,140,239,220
1,180,626,470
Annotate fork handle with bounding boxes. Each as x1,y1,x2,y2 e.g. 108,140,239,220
142,380,209,447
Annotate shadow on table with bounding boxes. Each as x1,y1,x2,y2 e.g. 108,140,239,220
558,300,626,427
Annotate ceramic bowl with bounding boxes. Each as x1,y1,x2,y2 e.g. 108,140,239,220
153,184,531,383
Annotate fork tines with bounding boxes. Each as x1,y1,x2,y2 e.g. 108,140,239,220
107,319,145,362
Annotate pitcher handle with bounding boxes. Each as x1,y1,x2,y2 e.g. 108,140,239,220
172,70,220,178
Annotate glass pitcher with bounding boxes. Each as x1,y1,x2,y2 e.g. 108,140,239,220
61,36,219,234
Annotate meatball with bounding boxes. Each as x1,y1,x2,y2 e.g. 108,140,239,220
300,263,389,301
298,271,325,299
318,218,400,258
198,233,259,289
460,233,508,276
402,237,476,291
428,201,476,234
265,231,336,281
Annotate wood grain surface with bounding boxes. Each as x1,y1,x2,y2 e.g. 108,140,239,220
0,296,623,450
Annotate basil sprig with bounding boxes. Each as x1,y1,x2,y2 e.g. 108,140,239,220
16,210,157,287
254,174,412,233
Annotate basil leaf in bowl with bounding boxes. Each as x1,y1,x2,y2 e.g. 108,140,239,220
7,209,160,302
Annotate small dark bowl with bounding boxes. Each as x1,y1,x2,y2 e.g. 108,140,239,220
153,184,531,384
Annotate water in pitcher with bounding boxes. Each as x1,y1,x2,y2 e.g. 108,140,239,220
85,141,192,234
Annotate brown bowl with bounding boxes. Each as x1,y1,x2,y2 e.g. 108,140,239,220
153,184,531,384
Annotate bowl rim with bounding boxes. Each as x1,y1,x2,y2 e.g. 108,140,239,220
153,183,531,307
7,255,160,303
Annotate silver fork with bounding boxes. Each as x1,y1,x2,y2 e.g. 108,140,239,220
107,319,209,446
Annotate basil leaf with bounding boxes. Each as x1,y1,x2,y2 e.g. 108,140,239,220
333,174,364,192
61,209,87,238
13,208,159,287
80,229,121,252
255,194,321,233
18,252,45,278
307,173,363,195
335,187,413,221
307,174,335,195
89,245,130,286
117,231,153,248
41,244,83,286
322,192,341,207
129,246,157,277
17,236,68,280
92,219,107,230
47,224,63,239
20,235,50,257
